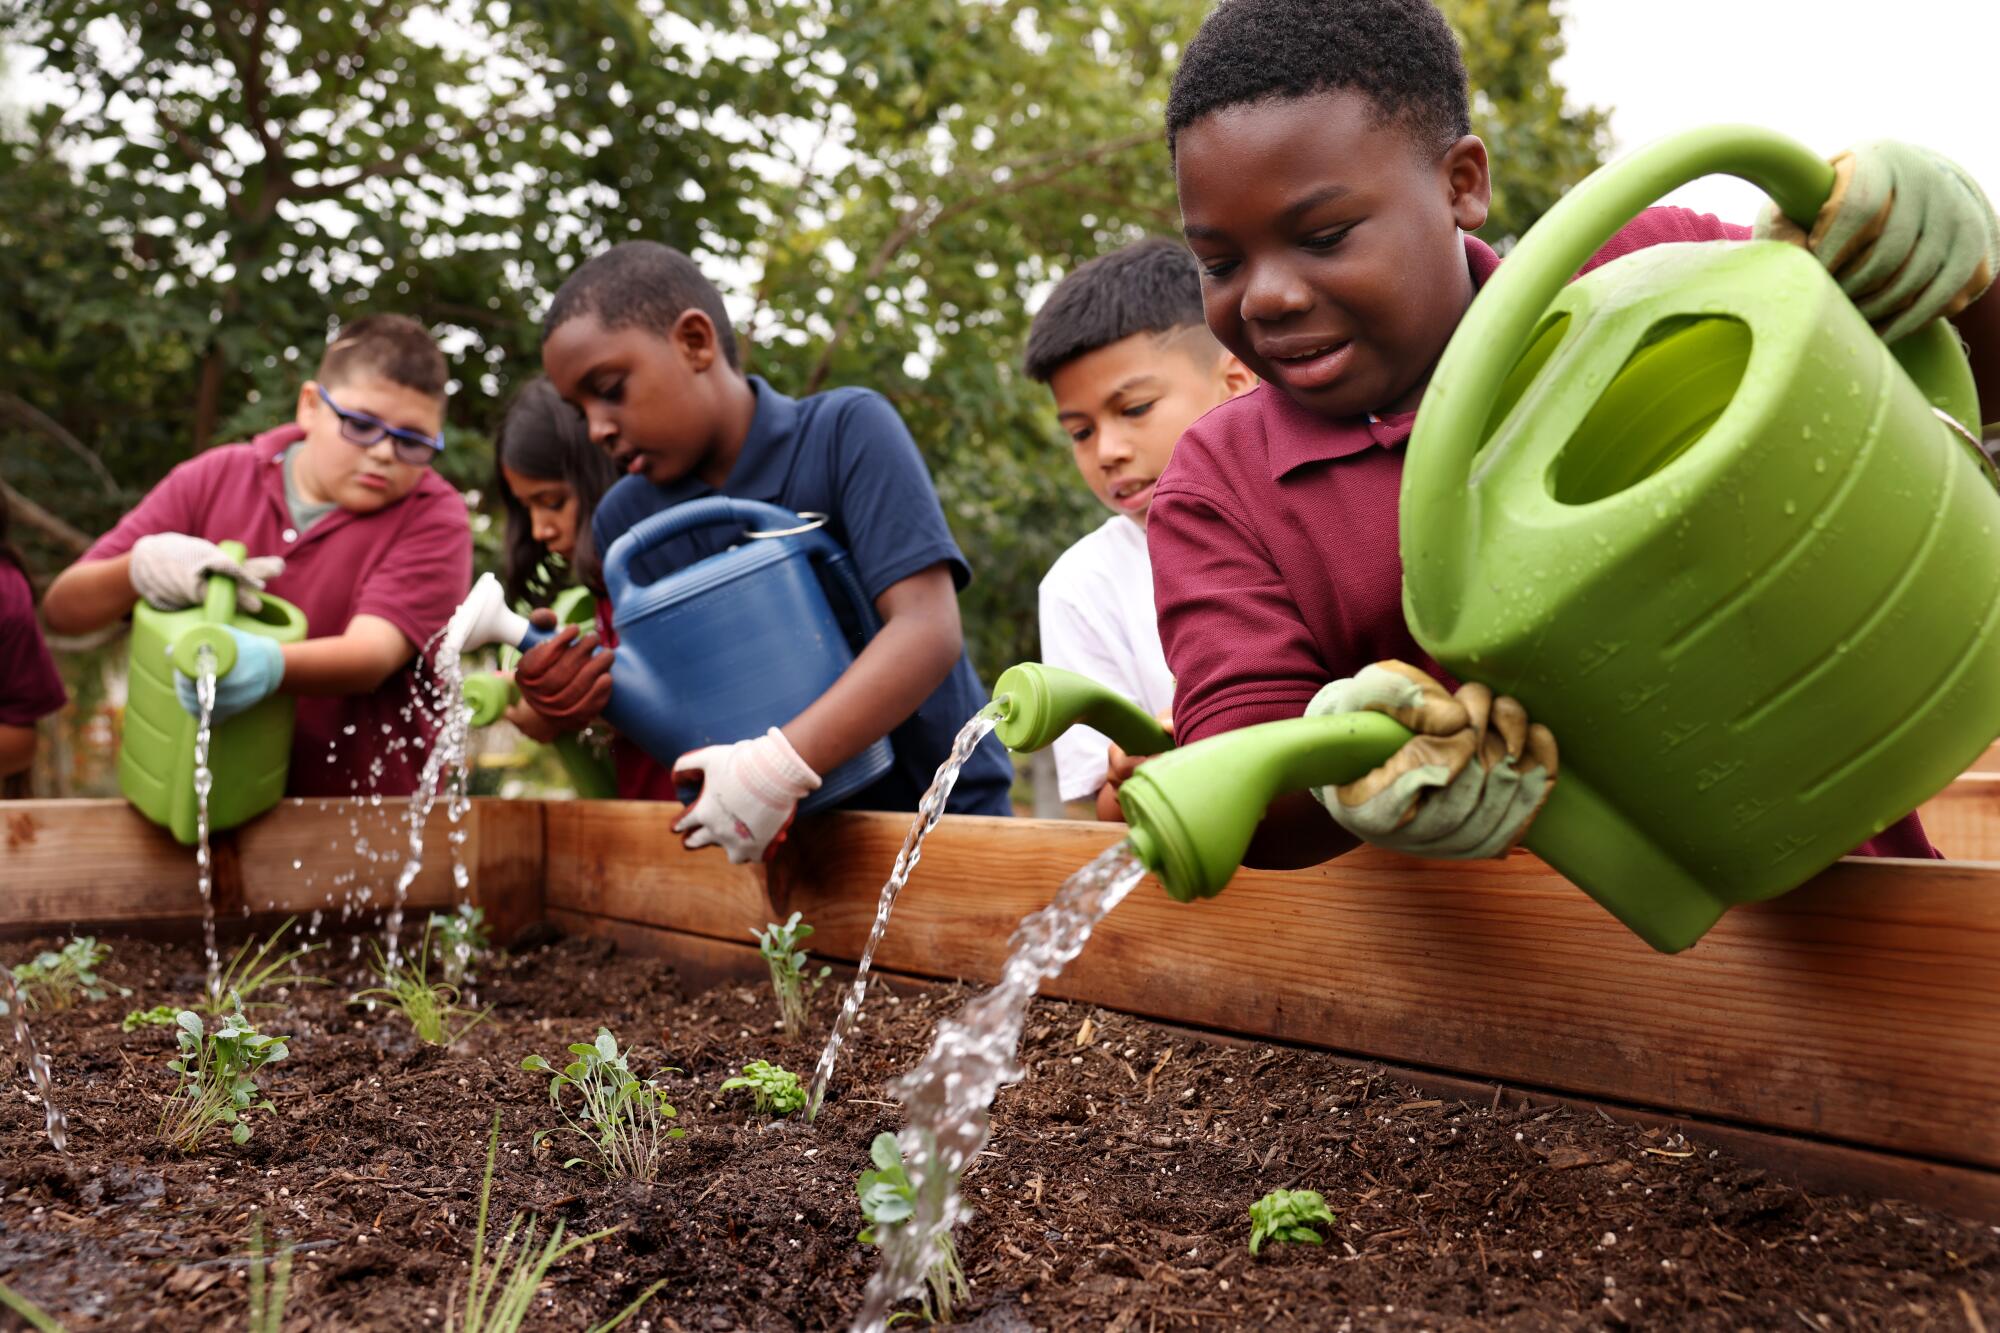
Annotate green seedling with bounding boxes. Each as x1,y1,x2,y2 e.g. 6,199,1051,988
1247,1188,1336,1257
11,937,125,1011
246,1214,293,1333
429,903,490,990
719,1059,805,1117
520,1029,684,1182
752,912,830,1035
158,1009,288,1152
122,1003,181,1032
355,923,490,1047
205,918,324,1014
454,1114,666,1333
0,1278,64,1332
856,1131,968,1323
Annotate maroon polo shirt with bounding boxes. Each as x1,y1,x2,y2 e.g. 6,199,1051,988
0,561,67,729
1149,207,1936,860
82,424,472,797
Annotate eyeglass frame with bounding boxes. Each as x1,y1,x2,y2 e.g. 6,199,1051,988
314,384,445,467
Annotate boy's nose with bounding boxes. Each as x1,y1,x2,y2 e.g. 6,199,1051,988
1094,426,1136,470
586,410,618,450
1239,262,1312,324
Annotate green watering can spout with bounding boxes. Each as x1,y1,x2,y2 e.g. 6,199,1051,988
990,663,1172,758
169,539,254,680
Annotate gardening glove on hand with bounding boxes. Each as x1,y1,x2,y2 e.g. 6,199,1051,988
1755,140,2000,345
1305,661,1557,859
173,627,285,724
671,727,822,864
513,615,613,732
129,533,284,613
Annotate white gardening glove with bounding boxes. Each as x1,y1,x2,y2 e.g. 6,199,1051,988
1306,661,1558,859
129,533,285,613
670,727,823,864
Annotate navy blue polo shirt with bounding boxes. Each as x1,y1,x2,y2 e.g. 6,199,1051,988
592,376,1014,817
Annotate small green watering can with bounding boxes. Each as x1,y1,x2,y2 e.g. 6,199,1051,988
120,540,307,845
999,125,2000,952
461,586,617,799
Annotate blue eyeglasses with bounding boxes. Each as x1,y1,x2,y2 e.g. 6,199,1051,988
316,385,445,467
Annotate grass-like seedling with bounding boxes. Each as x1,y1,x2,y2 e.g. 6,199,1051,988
246,1215,293,1333
752,912,830,1035
856,1131,969,1323
122,1003,181,1032
205,918,324,1014
520,1029,684,1182
158,1009,288,1152
719,1060,806,1117
11,937,125,1011
1247,1188,1336,1257
430,903,490,990
0,1278,63,1332
454,1114,666,1333
355,923,490,1048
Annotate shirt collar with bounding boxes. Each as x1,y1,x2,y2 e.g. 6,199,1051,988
1267,232,1504,481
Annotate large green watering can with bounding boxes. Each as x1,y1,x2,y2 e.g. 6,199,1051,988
1000,125,2000,952
119,540,307,845
461,586,617,799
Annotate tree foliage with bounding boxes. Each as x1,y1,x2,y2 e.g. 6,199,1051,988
0,0,1606,676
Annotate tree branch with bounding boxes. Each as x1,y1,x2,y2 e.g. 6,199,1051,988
0,478,91,554
0,392,120,497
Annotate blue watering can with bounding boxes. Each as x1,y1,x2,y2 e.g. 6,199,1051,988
448,497,894,812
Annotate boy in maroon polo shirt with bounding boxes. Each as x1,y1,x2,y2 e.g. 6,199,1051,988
1140,0,2000,868
41,316,472,796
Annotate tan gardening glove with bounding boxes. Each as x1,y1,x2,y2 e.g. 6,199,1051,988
129,533,285,613
1306,661,1558,859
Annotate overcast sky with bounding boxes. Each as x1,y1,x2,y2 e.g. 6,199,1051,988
1554,0,2000,223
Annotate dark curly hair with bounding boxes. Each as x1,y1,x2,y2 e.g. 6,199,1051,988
494,377,620,605
541,240,740,369
1023,237,1213,383
1165,0,1470,157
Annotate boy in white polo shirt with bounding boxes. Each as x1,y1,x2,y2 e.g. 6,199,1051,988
1024,238,1256,816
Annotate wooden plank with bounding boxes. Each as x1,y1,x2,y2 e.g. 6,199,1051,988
542,801,775,942
1920,774,2000,861
1969,741,2000,774
466,800,546,948
765,812,2000,1172
545,907,769,992
1,800,201,935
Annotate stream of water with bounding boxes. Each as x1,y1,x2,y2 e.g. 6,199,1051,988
849,839,1146,1333
806,701,1006,1122
0,965,68,1152
386,631,472,969
191,649,221,1001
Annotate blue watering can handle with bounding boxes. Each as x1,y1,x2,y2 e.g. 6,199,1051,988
601,497,811,603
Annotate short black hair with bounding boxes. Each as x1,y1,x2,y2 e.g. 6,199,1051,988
1165,0,1470,158
1023,238,1215,383
541,241,741,369
319,313,448,400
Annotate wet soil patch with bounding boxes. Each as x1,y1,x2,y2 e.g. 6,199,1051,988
2,932,1996,1330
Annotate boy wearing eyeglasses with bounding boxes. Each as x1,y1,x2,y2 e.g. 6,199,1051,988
42,315,473,797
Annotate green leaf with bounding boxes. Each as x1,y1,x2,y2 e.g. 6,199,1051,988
231,1122,251,1144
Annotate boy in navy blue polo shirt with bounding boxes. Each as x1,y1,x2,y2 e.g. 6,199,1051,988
518,241,1013,860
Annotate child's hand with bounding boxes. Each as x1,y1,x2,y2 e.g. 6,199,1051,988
670,727,822,864
1755,140,2000,345
1097,710,1175,822
1305,661,1556,859
497,671,563,744
514,618,613,731
130,533,285,613
173,627,285,724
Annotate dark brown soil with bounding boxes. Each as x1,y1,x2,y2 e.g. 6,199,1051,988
2,929,1996,1331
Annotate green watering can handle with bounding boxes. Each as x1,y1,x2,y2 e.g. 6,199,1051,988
172,539,253,679
1404,126,1835,593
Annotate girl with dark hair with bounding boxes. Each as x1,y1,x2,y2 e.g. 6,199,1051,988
0,490,69,792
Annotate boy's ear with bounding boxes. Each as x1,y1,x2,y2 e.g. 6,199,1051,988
296,380,321,430
672,309,722,373
1442,135,1492,233
1215,351,1259,401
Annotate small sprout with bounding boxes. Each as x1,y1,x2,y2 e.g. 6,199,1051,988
856,1131,969,1323
158,1008,288,1152
1247,1188,1336,1257
752,912,831,1035
247,1215,293,1333
122,1003,182,1032
0,1278,63,1332
520,1028,684,1182
354,922,490,1047
206,918,324,1015
11,937,126,1011
454,1113,666,1333
429,903,490,990
719,1060,806,1117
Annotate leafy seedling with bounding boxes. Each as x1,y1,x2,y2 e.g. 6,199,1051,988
355,921,490,1047
246,1214,293,1333
856,1131,969,1323
205,918,324,1014
1247,1188,1337,1257
719,1059,806,1117
752,912,830,1035
11,937,125,1011
454,1113,666,1333
122,1003,181,1032
158,1009,288,1152
520,1029,684,1182
429,903,490,990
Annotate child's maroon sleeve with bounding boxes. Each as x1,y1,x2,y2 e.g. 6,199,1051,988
1580,206,1752,277
352,482,472,651
79,451,221,562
